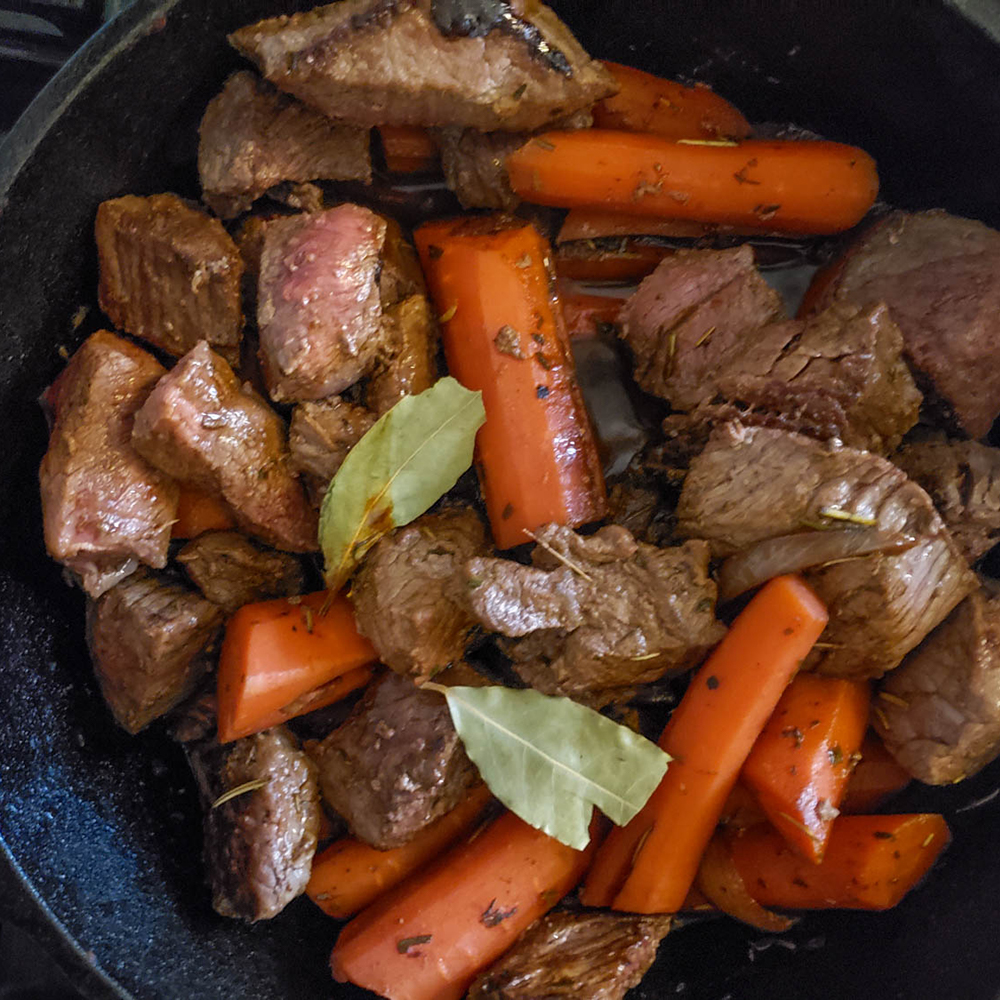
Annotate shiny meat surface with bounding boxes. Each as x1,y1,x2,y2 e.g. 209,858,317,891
438,126,523,210
366,293,439,415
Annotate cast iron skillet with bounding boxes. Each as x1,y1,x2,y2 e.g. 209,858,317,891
3,1,1000,997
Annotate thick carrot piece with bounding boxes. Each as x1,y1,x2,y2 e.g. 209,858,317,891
582,575,828,914
307,785,493,919
841,732,912,813
216,591,377,743
331,810,597,1000
415,217,607,549
554,240,675,283
171,485,236,538
379,125,439,173
560,289,627,339
593,61,752,141
248,664,373,735
742,674,870,863
507,131,879,235
557,208,789,243
730,813,950,910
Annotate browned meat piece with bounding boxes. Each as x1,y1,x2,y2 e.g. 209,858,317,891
677,423,977,678
87,569,223,734
620,246,786,406
131,341,318,552
306,670,481,848
810,210,1000,438
257,205,386,401
288,397,376,503
379,215,427,305
351,509,487,682
229,0,614,132
468,910,672,1000
894,436,1000,564
467,525,724,700
95,193,244,363
187,726,320,921
177,531,306,614
606,477,673,547
39,331,178,598
876,585,1000,784
367,294,438,415
198,71,371,219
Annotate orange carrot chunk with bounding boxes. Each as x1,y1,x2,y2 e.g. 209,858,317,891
507,131,879,236
379,125,439,173
593,61,752,141
415,216,607,549
742,674,870,862
560,289,628,339
582,575,828,914
216,591,377,743
553,240,675,283
171,485,236,538
307,785,493,919
729,813,950,910
331,810,598,1000
841,732,913,813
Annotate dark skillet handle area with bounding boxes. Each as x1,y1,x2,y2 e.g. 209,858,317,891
2,1,1000,999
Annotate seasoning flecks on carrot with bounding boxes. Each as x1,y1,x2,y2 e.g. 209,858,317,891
840,732,913,813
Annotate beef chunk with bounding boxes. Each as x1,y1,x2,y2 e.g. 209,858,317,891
620,246,786,406
468,910,672,1000
307,670,481,848
177,531,306,614
351,509,487,682
606,477,673,547
811,210,1000,437
876,586,1000,784
40,331,178,597
257,205,386,402
289,397,376,502
198,71,371,219
87,569,223,733
229,0,614,132
677,423,977,678
187,726,320,921
131,341,318,552
894,437,1000,564
467,525,724,700
438,126,522,210
95,193,243,363
367,293,438,415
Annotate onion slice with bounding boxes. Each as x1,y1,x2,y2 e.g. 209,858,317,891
717,529,918,603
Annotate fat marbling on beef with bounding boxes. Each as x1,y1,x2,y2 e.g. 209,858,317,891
39,330,178,598
199,70,371,219
306,670,481,849
87,569,223,733
677,423,977,678
131,341,318,552
466,524,724,701
229,0,614,132
95,193,244,363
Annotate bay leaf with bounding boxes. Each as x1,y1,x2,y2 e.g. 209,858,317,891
424,683,670,850
319,377,486,591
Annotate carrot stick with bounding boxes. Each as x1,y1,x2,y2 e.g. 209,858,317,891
507,131,879,235
554,240,675,283
581,575,828,913
557,208,788,243
415,216,607,549
560,288,628,339
216,591,377,743
741,674,870,862
308,785,493,919
171,485,236,538
249,664,373,734
593,62,752,142
331,810,598,1000
840,732,912,813
379,125,439,174
729,813,950,910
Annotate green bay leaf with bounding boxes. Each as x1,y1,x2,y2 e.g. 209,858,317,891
319,377,486,591
425,684,671,850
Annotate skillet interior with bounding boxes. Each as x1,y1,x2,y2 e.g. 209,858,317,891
1,1,1000,997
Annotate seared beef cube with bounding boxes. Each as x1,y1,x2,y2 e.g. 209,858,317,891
187,726,320,921
257,205,385,402
810,210,1000,437
307,670,480,849
199,71,371,219
87,569,223,733
378,215,428,306
132,341,317,552
620,246,785,406
95,193,243,363
229,0,614,132
438,127,523,210
894,437,1000,564
367,294,438,415
177,531,306,614
876,586,1000,784
40,331,178,597
677,423,977,678
468,910,672,1000
351,509,487,682
606,477,673,547
467,525,724,700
